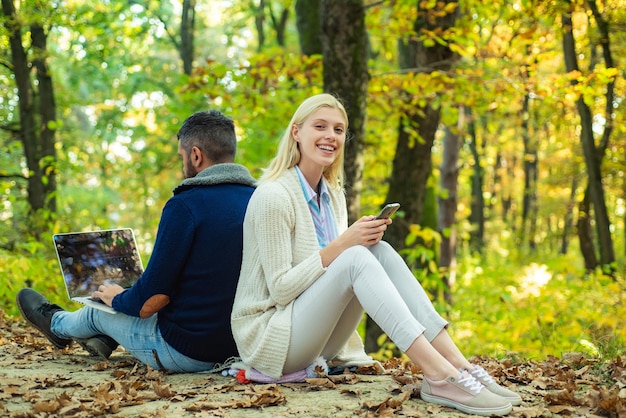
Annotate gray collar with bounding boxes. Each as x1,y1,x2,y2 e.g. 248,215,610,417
174,163,256,193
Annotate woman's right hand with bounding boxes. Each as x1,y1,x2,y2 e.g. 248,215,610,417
320,216,391,267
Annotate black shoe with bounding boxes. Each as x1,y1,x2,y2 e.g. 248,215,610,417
76,335,119,359
16,288,72,349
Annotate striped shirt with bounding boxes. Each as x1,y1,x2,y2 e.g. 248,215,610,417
295,165,338,248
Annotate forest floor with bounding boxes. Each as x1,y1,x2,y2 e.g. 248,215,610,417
0,310,624,418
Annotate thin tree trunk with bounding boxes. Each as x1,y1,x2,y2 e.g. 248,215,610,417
467,108,485,252
562,4,615,268
560,176,577,255
268,2,289,47
521,93,538,251
438,113,463,305
254,0,266,51
577,190,598,271
180,0,195,75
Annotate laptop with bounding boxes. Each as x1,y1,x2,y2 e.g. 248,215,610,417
53,228,144,314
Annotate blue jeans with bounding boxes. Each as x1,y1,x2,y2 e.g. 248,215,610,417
51,307,216,373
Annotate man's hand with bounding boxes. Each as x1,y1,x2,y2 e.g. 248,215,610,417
92,284,125,307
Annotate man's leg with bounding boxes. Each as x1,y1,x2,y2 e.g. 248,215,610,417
16,288,116,358
52,300,215,372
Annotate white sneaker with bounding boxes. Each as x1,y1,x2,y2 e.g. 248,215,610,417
468,365,522,406
421,370,513,416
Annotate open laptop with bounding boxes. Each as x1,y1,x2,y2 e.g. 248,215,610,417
53,228,144,314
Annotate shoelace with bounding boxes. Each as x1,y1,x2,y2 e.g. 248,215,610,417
470,366,495,384
38,303,62,317
458,371,484,394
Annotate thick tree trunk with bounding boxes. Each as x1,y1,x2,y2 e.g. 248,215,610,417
320,0,368,223
367,0,458,354
1,0,57,234
295,0,322,55
562,5,615,268
384,0,459,253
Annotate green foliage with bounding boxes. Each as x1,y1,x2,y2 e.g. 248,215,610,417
450,251,626,361
0,240,66,317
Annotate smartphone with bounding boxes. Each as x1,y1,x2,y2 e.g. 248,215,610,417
375,203,401,219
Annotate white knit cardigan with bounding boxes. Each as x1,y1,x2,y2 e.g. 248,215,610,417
231,168,374,378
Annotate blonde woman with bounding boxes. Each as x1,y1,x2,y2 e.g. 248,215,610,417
231,94,520,416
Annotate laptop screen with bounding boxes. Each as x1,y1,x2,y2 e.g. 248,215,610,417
53,229,144,298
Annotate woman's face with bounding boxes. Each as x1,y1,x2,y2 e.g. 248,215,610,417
292,107,346,174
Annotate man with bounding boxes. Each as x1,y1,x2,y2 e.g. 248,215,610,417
17,110,256,372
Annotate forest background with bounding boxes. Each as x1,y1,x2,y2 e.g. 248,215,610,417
0,0,625,365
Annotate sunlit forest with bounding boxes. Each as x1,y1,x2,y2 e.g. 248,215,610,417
1,0,624,362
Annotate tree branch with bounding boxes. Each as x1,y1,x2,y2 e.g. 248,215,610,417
0,173,27,180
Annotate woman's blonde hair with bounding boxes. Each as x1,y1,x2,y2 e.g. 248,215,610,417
259,93,348,189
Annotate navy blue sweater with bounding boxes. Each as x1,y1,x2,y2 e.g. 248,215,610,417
112,164,256,362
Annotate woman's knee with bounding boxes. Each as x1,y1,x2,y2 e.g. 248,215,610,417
339,245,377,266
369,241,395,257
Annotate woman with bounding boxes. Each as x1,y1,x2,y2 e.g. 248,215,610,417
231,94,520,416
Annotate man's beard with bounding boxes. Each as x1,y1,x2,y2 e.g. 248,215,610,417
184,156,198,179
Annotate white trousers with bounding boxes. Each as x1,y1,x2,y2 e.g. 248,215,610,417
284,241,448,373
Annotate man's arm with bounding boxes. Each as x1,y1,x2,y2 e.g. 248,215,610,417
111,198,195,317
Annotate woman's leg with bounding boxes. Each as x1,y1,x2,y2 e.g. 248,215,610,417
285,244,512,415
51,308,215,372
285,244,453,378
370,242,520,407
368,242,472,370
431,330,473,370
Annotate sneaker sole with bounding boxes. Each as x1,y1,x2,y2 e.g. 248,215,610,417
502,395,522,406
421,392,513,416
484,386,523,406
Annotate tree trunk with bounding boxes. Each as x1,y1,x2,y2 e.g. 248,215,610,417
320,0,368,224
438,114,463,305
1,0,58,235
384,0,459,253
521,93,538,251
180,0,196,75
577,190,598,271
367,0,458,354
560,176,577,255
254,0,266,51
467,108,485,252
562,4,615,268
295,0,322,55
268,2,289,47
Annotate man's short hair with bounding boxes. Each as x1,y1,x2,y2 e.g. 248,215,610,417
177,110,237,163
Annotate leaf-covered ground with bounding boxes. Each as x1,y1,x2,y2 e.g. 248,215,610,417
0,310,624,417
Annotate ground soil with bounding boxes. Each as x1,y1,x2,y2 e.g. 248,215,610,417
0,311,624,417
